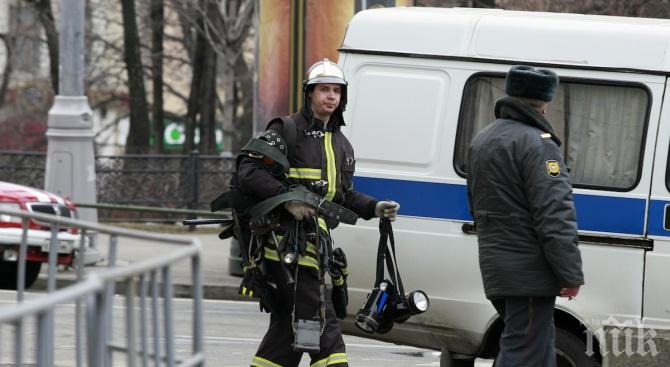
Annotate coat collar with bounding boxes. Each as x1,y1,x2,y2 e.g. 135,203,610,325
494,96,562,146
300,105,345,133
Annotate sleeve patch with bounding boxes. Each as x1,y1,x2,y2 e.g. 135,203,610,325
546,160,560,177
540,133,552,139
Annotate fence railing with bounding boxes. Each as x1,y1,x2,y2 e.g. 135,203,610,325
0,208,204,367
0,150,235,221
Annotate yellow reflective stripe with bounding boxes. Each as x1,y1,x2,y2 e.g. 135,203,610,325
332,276,344,287
341,267,349,276
272,236,317,256
289,167,322,180
318,217,328,231
306,242,316,255
264,247,280,261
264,246,319,270
252,355,283,367
298,255,320,270
324,132,337,201
310,352,348,367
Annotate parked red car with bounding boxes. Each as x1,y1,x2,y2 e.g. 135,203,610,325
0,181,81,289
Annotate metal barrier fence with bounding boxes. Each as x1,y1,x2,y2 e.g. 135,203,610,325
0,150,235,221
0,208,204,366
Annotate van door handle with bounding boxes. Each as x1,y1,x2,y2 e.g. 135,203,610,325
462,222,476,235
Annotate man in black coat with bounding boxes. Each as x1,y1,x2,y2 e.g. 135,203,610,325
467,65,584,367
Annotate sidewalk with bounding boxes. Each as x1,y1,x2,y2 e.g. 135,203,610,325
33,227,246,301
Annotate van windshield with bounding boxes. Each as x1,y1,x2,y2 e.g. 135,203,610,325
455,75,650,191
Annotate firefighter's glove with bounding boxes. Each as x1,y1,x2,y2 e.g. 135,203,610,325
284,200,315,221
239,266,281,314
330,269,349,320
332,248,349,277
375,200,400,222
330,248,349,320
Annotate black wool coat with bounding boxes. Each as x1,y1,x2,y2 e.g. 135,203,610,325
467,96,585,298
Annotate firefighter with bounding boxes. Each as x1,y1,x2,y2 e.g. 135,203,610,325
238,58,399,367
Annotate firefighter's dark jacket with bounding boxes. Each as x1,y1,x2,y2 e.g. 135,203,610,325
467,96,584,298
237,105,378,223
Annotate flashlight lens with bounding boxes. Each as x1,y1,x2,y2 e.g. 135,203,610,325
409,291,429,313
283,253,295,264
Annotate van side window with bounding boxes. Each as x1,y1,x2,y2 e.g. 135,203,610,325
454,75,649,190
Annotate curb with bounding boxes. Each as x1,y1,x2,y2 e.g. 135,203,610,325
33,275,251,302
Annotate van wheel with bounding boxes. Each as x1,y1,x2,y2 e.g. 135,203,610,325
556,328,600,367
452,359,475,367
0,260,42,290
439,350,475,367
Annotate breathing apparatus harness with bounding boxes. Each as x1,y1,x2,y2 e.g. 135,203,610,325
355,219,431,334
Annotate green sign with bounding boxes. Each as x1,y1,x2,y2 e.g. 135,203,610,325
152,119,223,152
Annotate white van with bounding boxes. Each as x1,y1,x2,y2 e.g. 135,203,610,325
335,7,670,367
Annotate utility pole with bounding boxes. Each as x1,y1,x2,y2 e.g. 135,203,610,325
44,0,98,224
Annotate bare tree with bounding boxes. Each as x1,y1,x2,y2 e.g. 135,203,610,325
120,0,151,153
0,34,12,107
151,0,165,153
26,0,59,94
177,0,220,154
208,0,255,153
175,0,255,154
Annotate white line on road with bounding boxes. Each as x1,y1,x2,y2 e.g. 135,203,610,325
173,334,429,351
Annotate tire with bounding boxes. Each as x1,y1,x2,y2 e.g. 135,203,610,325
555,327,600,367
452,359,475,367
0,260,42,290
440,350,475,367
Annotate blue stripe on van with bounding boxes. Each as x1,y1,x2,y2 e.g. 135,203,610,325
354,176,472,221
353,176,646,235
647,200,669,236
572,194,645,235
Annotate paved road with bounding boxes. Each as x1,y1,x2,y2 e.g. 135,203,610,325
21,228,494,366
0,291,462,367
0,290,496,366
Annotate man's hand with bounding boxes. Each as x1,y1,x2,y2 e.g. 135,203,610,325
560,286,580,300
375,201,400,222
284,201,315,221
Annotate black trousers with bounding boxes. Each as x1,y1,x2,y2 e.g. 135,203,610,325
251,261,347,367
491,296,556,367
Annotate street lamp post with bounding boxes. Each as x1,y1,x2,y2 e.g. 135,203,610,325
45,0,97,224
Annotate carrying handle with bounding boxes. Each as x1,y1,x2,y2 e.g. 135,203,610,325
375,218,405,297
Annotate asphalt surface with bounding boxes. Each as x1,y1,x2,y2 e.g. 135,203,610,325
0,291,447,366
29,225,493,366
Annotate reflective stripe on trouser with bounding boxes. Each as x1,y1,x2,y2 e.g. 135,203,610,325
251,355,282,367
252,261,348,367
310,352,348,367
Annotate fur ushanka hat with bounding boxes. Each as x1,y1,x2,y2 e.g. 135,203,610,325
505,65,559,102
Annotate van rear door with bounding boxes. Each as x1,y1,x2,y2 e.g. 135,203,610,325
643,76,670,329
